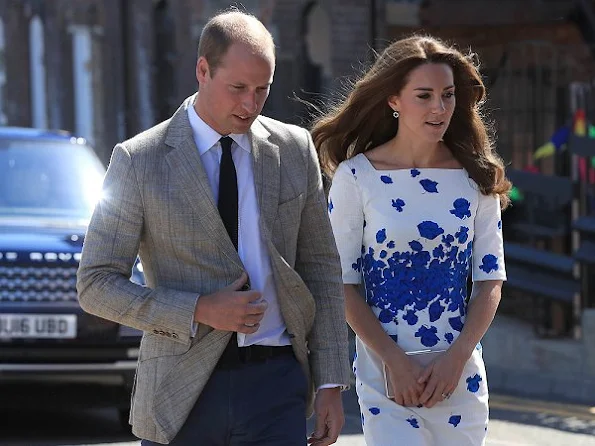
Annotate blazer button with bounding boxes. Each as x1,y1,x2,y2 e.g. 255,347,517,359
172,333,179,339
165,332,172,337
152,329,159,335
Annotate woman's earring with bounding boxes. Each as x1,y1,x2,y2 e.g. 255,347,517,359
393,110,400,119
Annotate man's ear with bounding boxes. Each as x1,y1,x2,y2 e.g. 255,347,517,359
196,57,210,83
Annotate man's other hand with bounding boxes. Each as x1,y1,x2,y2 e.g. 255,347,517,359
308,387,344,445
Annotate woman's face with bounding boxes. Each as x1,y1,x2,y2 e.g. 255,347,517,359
388,62,455,144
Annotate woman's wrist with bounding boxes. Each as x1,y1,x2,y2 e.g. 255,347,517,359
448,338,475,361
378,340,407,368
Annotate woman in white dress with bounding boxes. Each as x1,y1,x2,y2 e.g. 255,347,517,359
312,36,511,445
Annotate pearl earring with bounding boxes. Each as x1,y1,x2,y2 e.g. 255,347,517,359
393,110,400,119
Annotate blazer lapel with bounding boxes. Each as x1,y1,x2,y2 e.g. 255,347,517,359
164,95,243,269
250,118,280,238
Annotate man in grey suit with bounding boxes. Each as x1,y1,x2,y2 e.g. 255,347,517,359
77,9,350,446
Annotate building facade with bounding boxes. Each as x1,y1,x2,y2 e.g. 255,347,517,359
1,0,594,166
0,0,381,163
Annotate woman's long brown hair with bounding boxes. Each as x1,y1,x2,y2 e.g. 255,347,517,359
311,35,511,209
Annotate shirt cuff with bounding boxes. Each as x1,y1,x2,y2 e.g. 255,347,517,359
190,295,200,338
317,383,345,392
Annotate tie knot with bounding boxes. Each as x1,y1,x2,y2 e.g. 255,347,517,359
220,136,233,153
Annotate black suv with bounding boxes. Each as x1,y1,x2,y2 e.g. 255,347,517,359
0,127,143,425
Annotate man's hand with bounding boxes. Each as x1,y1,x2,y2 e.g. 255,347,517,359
308,387,344,445
194,273,267,334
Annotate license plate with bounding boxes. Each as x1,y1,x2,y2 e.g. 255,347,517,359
0,314,77,339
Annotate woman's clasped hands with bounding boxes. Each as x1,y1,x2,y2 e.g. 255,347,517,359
384,348,467,408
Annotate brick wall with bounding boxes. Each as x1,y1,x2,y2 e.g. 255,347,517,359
0,0,385,150
419,0,576,27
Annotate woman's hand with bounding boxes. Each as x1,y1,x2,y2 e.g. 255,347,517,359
384,355,426,407
417,348,468,408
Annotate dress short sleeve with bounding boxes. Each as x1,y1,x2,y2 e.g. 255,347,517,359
328,161,364,284
472,192,507,282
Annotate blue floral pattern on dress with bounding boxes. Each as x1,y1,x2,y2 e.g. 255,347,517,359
418,221,444,239
407,417,420,428
420,179,439,193
449,415,462,427
404,310,418,325
442,234,455,247
376,229,387,244
450,198,471,219
411,168,421,178
369,407,381,415
328,199,334,214
466,374,482,392
359,224,473,347
479,254,498,273
429,300,445,322
449,316,464,332
415,325,440,347
392,198,406,212
381,175,393,184
455,227,469,243
409,240,423,252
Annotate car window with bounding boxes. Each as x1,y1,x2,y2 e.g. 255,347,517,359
0,139,106,219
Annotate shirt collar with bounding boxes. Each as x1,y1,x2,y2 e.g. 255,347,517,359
187,104,251,155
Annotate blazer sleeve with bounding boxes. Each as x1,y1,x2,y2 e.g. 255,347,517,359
76,143,198,345
294,128,351,389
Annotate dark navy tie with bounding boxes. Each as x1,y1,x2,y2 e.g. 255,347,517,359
218,136,238,250
217,136,241,360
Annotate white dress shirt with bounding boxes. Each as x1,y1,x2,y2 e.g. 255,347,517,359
188,105,290,347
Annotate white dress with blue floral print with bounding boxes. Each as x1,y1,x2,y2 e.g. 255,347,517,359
328,154,506,446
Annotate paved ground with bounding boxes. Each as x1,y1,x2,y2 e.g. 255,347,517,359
1,388,594,446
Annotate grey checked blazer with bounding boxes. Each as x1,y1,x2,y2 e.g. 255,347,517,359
76,94,350,444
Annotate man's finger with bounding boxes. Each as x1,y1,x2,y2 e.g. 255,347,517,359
236,322,260,334
228,272,249,290
307,430,327,444
308,427,330,446
309,412,328,444
246,299,268,313
243,314,265,325
328,414,343,443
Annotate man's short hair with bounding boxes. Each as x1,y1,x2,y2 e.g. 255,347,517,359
198,9,275,76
